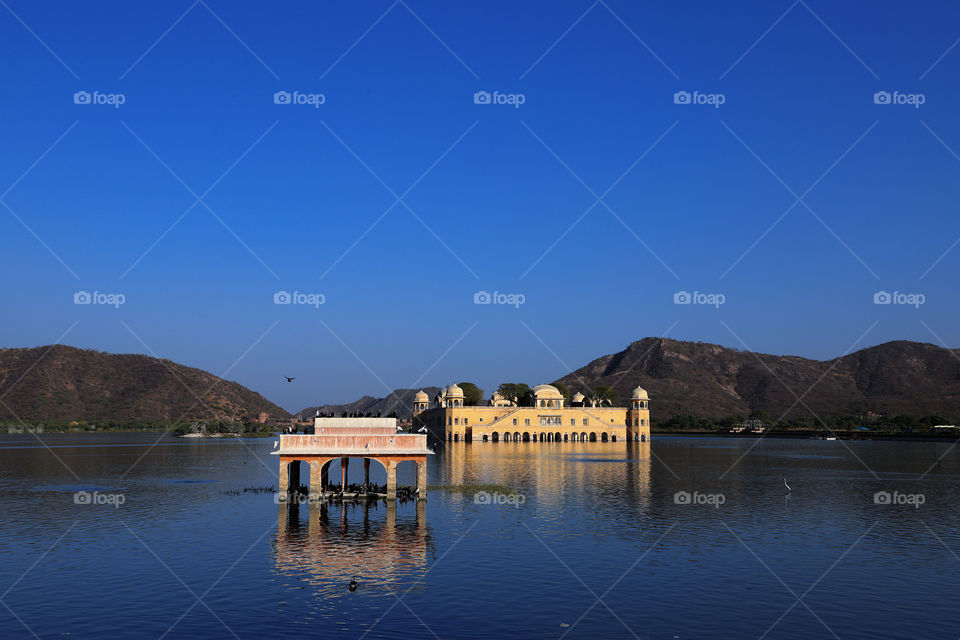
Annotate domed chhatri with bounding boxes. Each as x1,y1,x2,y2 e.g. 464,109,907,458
532,384,564,409
412,380,651,444
532,384,563,398
414,389,429,402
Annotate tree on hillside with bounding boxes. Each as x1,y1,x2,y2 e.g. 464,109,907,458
551,381,571,404
590,385,617,406
458,382,484,406
497,383,531,406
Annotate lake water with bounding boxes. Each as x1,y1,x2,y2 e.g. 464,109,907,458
1,433,958,639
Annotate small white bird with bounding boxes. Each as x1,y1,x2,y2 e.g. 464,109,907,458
784,478,791,493
396,426,403,432
272,441,279,450
418,426,427,434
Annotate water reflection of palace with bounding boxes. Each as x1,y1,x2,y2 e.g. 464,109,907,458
275,500,431,592
437,440,653,505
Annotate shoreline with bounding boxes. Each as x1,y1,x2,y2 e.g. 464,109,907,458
653,429,960,442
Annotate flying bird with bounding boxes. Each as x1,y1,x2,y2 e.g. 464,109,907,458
284,376,295,382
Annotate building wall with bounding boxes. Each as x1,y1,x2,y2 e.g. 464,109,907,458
415,405,650,443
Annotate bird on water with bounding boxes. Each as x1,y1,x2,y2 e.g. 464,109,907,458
349,576,359,592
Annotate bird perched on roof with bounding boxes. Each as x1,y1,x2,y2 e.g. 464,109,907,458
396,426,403,432
272,441,279,449
418,426,427,434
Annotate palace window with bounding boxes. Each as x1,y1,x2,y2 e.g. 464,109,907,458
454,417,459,425
513,418,518,426
464,418,469,425
539,416,561,426
570,418,575,426
582,418,588,426
524,418,530,426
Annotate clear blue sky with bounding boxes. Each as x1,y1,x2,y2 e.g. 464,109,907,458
2,0,959,412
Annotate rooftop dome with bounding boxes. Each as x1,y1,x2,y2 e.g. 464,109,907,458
631,386,649,400
532,384,563,398
446,383,464,398
572,392,585,402
414,389,429,402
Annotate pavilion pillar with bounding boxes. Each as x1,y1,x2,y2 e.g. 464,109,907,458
386,460,397,500
363,458,371,491
289,460,300,492
278,460,289,499
309,461,322,500
341,457,349,492
320,461,329,491
416,458,427,500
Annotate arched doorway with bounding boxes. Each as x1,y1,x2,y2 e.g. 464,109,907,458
492,431,500,442
601,432,608,442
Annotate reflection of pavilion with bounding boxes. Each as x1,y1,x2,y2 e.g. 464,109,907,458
275,500,431,591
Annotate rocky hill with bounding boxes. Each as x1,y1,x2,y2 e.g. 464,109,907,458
300,387,442,419
555,338,960,420
0,345,290,424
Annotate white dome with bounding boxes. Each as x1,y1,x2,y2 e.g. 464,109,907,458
631,386,649,400
446,383,464,398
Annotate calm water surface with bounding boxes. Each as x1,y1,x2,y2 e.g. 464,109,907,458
1,433,959,639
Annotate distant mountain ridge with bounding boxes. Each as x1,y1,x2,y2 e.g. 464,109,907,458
299,387,442,420
302,339,960,422
0,345,290,424
555,338,960,420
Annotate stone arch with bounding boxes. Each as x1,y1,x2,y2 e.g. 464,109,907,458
589,432,597,442
492,431,500,442
601,432,608,442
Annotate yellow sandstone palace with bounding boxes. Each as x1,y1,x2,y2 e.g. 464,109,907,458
412,383,650,443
